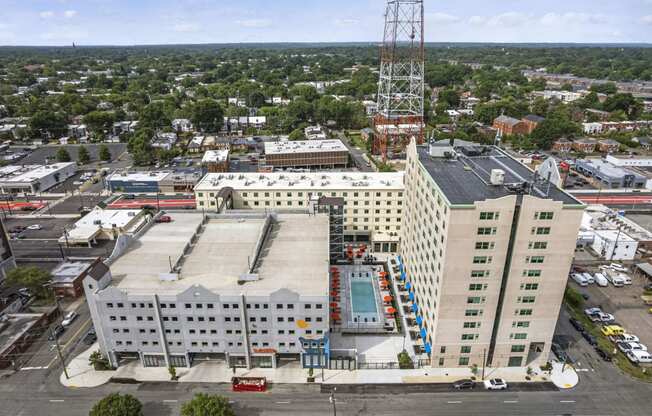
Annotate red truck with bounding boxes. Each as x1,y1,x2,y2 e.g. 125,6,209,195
231,377,267,392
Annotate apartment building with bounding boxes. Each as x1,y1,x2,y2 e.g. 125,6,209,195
401,140,584,369
263,139,349,169
194,172,404,252
84,211,330,369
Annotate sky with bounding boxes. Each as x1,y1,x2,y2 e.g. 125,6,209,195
0,0,651,46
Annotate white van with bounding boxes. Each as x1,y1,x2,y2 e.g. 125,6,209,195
606,271,625,287
626,350,652,364
594,273,609,287
582,272,595,284
571,273,588,287
610,263,628,273
621,274,632,285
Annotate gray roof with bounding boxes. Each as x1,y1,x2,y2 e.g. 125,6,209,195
417,144,581,206
494,115,522,126
523,114,545,123
88,261,110,281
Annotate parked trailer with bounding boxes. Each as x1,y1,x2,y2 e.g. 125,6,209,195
232,377,267,392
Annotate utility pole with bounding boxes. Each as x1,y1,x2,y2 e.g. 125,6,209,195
51,326,69,379
481,348,487,380
329,387,337,416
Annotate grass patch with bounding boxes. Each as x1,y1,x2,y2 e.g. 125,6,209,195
564,285,652,382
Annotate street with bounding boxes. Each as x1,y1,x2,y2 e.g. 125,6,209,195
334,131,375,173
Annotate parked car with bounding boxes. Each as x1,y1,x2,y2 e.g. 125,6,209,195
48,325,65,341
61,311,78,327
595,347,613,362
26,224,42,230
155,215,172,223
9,226,26,233
82,328,97,345
594,273,609,287
606,273,625,287
571,273,589,287
582,331,598,346
626,350,652,364
610,263,628,273
617,342,648,353
569,317,584,332
601,325,625,336
610,334,640,343
453,379,475,390
582,272,595,284
621,274,632,285
484,378,508,390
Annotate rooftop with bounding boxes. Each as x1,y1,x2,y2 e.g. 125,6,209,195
577,159,646,179
416,144,581,206
494,115,522,126
74,208,143,229
107,171,171,183
110,212,329,296
0,163,76,183
264,139,348,155
202,150,229,163
0,313,43,357
195,171,404,191
51,261,92,284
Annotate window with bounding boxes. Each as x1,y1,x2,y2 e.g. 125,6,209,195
475,242,495,250
514,321,530,328
512,333,528,340
471,270,489,278
533,227,551,235
461,333,478,340
521,283,539,291
469,283,487,291
535,212,554,220
517,309,533,316
458,357,470,366
523,269,542,277
529,241,548,250
466,297,485,304
465,309,482,317
511,345,526,353
106,303,114,308
477,227,496,235
472,256,492,264
463,322,480,329
460,346,471,354
527,256,545,264
479,212,499,220
519,296,536,304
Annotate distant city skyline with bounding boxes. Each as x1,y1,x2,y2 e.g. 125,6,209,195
0,0,651,46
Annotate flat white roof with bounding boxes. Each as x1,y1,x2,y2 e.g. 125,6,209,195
75,208,143,229
195,171,405,191
202,150,229,163
111,212,329,296
264,139,348,155
107,171,171,182
0,162,76,183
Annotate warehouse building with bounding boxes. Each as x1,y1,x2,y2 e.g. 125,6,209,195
264,139,349,169
0,163,77,194
400,139,584,368
107,170,203,194
575,159,646,189
84,211,330,369
194,172,404,252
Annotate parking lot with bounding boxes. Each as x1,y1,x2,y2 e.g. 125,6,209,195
569,272,652,348
4,217,78,239
49,193,108,215
14,143,127,166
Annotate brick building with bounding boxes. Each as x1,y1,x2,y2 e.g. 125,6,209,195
492,115,529,136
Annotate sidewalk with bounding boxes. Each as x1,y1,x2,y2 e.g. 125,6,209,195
62,344,558,388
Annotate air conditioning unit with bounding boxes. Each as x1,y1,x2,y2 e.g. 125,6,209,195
490,169,505,185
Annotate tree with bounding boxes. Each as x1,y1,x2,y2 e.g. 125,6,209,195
78,145,90,165
4,267,52,300
99,144,111,161
83,111,115,135
89,351,110,371
181,393,235,416
139,101,172,131
28,110,67,139
90,393,143,416
190,99,224,132
397,350,414,369
56,148,71,162
438,89,461,108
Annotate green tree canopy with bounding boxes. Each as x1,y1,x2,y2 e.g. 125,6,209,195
90,393,143,416
78,145,90,164
4,267,52,300
190,99,224,132
181,393,235,416
56,147,71,162
83,111,115,134
99,144,111,161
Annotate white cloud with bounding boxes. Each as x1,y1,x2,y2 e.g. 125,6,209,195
642,15,652,25
334,19,359,26
173,22,201,33
541,12,606,26
487,12,528,27
64,10,78,19
39,11,55,19
468,15,486,25
236,19,272,28
427,12,460,24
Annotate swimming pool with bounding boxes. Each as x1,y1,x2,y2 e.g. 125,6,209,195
351,280,378,315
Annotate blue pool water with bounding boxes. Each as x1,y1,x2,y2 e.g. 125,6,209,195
350,280,378,314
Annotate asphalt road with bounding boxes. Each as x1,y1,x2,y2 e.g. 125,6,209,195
10,238,115,260
334,131,375,173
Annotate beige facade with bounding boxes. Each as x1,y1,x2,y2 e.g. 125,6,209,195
401,140,584,368
194,172,404,251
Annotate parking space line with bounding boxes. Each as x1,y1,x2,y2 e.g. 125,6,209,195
503,400,518,403
447,401,462,404
49,399,65,403
560,400,576,403
276,401,291,404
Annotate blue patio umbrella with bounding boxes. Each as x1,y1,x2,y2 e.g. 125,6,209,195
400,271,406,281
424,343,432,354
408,292,415,301
405,281,411,290
412,303,418,313
420,328,427,339
416,315,423,326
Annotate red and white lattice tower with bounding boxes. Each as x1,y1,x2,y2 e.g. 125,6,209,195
373,0,425,159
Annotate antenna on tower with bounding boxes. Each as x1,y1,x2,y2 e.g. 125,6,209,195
372,0,425,161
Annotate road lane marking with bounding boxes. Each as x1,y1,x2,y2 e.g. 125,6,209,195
163,400,178,403
560,400,576,403
49,400,65,403
504,400,518,403
447,401,462,404
276,401,291,404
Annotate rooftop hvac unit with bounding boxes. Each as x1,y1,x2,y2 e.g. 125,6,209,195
93,219,102,225
490,169,505,185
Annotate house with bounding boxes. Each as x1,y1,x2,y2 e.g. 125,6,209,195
585,108,611,121
151,133,178,151
362,100,377,115
521,115,545,134
632,137,652,150
552,138,573,153
49,258,110,298
597,139,621,154
304,125,327,140
583,122,603,135
201,150,230,173
172,119,193,133
67,124,87,139
572,137,598,153
187,136,205,153
492,115,529,136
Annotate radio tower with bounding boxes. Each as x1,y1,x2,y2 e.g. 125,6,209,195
373,0,425,160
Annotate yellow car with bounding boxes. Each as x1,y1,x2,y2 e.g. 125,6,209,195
601,325,625,336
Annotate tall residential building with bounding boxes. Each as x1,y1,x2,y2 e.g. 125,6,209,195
194,172,404,252
401,140,584,368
